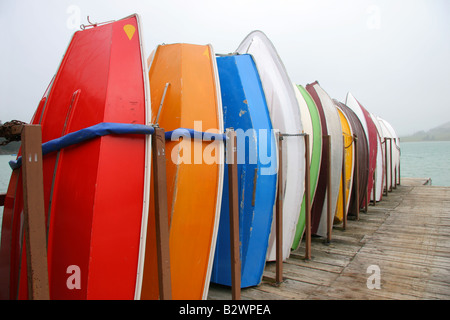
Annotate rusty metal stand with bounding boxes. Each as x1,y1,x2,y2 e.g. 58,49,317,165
226,128,241,300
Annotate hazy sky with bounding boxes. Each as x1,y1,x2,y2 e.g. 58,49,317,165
1,0,449,136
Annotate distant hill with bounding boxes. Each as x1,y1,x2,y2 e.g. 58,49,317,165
401,121,450,142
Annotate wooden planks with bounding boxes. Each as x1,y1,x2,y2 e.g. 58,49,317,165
208,177,450,300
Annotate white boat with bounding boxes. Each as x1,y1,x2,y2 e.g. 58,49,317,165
236,30,305,261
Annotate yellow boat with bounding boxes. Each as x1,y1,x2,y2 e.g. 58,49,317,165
334,105,354,224
139,43,224,300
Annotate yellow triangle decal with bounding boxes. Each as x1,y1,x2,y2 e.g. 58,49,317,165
123,24,136,40
203,48,210,60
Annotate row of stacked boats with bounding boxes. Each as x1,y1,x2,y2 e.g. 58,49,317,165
0,14,400,300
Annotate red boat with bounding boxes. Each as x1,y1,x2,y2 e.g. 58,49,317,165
0,14,151,299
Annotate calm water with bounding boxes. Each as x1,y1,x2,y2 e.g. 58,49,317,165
400,141,450,187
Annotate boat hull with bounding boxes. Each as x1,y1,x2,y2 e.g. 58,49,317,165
0,15,151,300
211,54,277,288
335,101,369,215
334,105,354,223
140,43,224,300
237,31,305,261
291,85,322,249
306,82,343,237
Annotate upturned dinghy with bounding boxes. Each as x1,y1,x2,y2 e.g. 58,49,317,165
335,101,369,215
140,43,224,300
211,54,277,288
236,31,305,261
291,85,322,249
334,103,355,224
0,15,151,299
306,82,343,237
346,93,378,207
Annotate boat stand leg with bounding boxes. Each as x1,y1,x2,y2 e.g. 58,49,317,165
276,132,283,283
226,129,241,300
152,127,172,300
342,136,347,230
384,138,388,196
304,134,311,260
324,135,332,243
354,135,360,221
21,125,49,300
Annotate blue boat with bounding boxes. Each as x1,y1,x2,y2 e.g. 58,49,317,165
211,54,277,288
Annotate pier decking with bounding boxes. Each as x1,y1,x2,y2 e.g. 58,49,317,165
208,177,450,300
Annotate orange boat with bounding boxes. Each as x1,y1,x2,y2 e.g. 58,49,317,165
139,43,224,300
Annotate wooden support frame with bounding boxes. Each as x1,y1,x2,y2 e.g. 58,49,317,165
389,137,393,192
353,134,360,221
151,126,172,300
342,135,347,230
2,123,177,300
304,134,311,260
21,125,49,300
275,131,283,284
226,128,241,300
372,170,376,206
323,135,332,243
384,138,389,196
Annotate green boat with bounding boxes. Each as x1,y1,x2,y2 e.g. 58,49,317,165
292,84,322,250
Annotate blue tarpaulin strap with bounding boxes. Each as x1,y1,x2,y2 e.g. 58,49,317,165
9,122,226,170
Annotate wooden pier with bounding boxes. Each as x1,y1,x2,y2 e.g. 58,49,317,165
208,177,450,300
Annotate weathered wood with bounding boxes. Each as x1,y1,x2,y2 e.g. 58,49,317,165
275,132,283,283
21,125,49,300
208,178,450,300
226,129,241,300
152,127,172,300
304,134,311,260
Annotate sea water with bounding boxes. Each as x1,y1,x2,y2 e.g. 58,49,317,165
400,141,450,187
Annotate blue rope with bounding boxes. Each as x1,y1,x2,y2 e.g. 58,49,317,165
9,122,226,170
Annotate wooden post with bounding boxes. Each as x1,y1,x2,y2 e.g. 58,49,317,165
354,135,360,221
372,170,376,206
342,135,347,230
393,138,397,189
364,180,369,213
304,134,311,260
324,135,332,243
384,138,388,196
398,140,401,186
226,128,241,300
389,138,393,192
276,131,283,283
152,126,172,300
21,125,49,300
